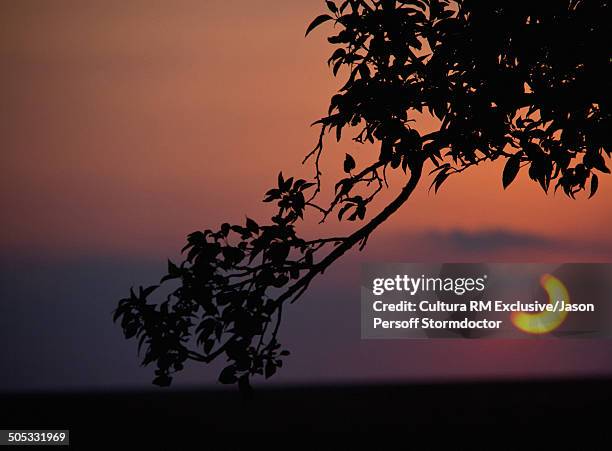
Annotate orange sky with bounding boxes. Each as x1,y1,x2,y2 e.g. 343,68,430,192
2,0,611,260
2,1,612,391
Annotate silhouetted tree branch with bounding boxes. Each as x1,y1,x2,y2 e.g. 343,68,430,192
115,0,611,393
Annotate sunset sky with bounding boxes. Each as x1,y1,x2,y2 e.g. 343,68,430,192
1,0,612,391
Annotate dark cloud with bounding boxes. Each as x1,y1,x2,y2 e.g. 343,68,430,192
423,229,612,256
427,229,557,252
361,228,612,262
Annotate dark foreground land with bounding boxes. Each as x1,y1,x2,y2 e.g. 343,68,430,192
1,379,610,447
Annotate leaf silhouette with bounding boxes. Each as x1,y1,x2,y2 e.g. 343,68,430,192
343,153,356,173
589,174,599,199
503,155,522,189
305,14,332,36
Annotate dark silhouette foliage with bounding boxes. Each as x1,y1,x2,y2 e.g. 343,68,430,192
115,0,611,392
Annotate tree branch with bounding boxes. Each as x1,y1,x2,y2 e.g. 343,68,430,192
277,155,424,308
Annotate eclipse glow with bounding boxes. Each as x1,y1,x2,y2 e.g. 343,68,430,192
511,274,570,335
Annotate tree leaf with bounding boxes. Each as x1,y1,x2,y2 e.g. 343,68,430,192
429,171,449,193
326,1,338,14
152,375,172,387
265,360,277,379
328,48,346,66
589,174,599,199
219,365,237,384
343,153,356,173
246,217,259,234
305,14,333,36
503,155,521,189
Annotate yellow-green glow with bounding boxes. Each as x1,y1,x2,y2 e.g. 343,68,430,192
511,274,570,335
